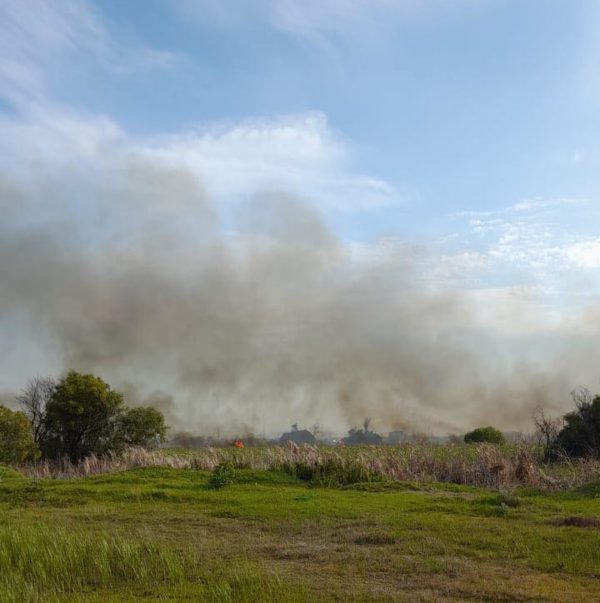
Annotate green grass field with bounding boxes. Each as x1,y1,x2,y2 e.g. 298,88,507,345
1,462,600,601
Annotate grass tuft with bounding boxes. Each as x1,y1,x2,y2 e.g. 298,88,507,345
0,524,190,601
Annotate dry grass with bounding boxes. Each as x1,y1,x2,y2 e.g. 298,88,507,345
16,442,600,491
550,516,600,529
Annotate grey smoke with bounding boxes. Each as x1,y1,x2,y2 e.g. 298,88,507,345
0,159,597,436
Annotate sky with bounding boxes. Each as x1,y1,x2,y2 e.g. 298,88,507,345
1,0,600,435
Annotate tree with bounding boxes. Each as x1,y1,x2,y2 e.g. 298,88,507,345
17,376,56,445
342,418,383,445
555,388,600,458
464,426,505,445
116,406,167,448
0,406,39,464
42,371,125,462
532,406,562,461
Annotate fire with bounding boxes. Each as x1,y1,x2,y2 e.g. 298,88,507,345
233,439,244,449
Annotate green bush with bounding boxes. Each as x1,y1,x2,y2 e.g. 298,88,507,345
556,392,600,458
283,457,380,487
464,426,505,445
0,406,39,464
116,406,167,449
209,462,236,489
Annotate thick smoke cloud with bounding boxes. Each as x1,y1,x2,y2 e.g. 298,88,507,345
0,153,597,437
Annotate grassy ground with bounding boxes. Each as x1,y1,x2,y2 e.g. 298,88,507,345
1,463,600,601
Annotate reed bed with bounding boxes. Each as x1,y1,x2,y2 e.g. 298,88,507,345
14,443,600,491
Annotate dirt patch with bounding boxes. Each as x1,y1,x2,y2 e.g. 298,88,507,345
550,516,600,529
353,533,397,546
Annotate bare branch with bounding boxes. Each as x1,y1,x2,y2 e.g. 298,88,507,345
16,376,55,444
532,405,562,461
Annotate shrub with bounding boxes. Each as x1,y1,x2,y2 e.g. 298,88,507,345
464,426,505,445
0,406,39,464
209,462,236,489
116,406,167,449
283,456,379,486
556,390,600,458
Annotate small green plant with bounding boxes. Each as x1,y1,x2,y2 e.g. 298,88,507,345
497,492,521,508
494,502,509,517
209,462,236,489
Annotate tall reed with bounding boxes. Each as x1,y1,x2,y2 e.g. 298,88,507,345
15,443,600,491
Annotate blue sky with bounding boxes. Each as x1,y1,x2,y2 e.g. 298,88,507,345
3,1,600,249
2,0,600,431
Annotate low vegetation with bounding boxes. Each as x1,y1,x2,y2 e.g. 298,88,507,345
14,442,600,492
1,463,600,601
0,522,296,603
3,373,600,600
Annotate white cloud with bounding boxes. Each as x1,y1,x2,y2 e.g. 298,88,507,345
0,106,396,214
133,112,395,210
445,197,600,306
0,0,394,213
564,240,600,269
510,198,585,212
456,198,595,274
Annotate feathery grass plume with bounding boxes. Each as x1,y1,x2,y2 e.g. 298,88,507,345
15,443,600,491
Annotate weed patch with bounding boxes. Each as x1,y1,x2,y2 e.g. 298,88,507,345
550,516,600,530
209,462,236,489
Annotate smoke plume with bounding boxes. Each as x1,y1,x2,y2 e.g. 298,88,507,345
0,152,598,436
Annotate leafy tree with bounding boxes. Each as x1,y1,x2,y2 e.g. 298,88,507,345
116,406,167,448
15,371,168,462
42,371,125,462
0,405,39,464
555,388,600,458
464,426,505,445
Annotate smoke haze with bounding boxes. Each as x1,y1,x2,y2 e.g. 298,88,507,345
1,146,598,437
